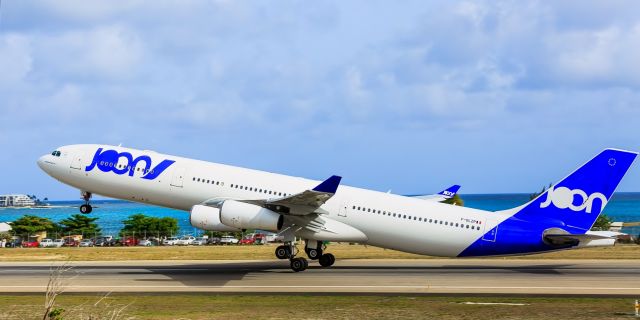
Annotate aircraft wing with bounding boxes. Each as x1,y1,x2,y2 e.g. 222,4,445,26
410,185,461,202
241,175,342,216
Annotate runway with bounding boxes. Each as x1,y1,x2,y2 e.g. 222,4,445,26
0,259,639,296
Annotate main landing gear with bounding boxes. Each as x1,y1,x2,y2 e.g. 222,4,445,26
79,191,93,214
305,240,335,268
275,243,307,272
274,240,336,272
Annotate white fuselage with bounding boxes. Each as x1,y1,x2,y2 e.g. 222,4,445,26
38,144,509,257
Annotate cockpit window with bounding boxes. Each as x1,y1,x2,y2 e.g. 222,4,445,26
51,151,61,157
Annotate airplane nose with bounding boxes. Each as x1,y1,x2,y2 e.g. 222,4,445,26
37,155,48,171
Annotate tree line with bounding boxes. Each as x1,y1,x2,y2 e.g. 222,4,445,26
5,214,181,239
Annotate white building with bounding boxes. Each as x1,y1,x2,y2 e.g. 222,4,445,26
0,222,10,233
0,194,37,207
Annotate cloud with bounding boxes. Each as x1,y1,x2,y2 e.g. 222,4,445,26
1,1,640,198
33,24,144,80
0,34,32,86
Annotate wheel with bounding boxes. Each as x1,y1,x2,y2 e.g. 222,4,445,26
306,248,322,260
80,204,92,214
290,257,307,272
275,245,290,259
319,253,335,267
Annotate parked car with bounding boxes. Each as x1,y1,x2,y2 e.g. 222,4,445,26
52,239,65,248
22,240,39,248
138,239,156,246
239,237,255,245
63,239,78,247
121,237,138,246
79,239,94,247
5,239,22,248
162,237,179,246
220,235,239,245
207,237,221,245
39,239,54,248
94,237,117,247
192,237,208,246
175,236,195,246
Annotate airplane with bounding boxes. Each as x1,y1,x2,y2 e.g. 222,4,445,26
408,185,461,202
37,145,637,272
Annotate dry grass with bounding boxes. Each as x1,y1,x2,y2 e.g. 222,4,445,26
0,294,636,320
0,243,638,262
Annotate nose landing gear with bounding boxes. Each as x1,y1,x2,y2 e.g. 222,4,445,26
80,191,93,214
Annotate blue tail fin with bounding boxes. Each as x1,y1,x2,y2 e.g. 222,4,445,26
513,148,638,233
438,185,461,198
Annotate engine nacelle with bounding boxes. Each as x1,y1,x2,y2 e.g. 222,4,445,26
219,200,283,232
190,205,240,232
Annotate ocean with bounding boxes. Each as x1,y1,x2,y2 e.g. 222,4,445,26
1,193,639,237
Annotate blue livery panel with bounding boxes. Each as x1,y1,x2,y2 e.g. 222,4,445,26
459,149,638,257
85,148,175,180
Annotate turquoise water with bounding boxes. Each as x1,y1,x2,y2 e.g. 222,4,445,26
1,193,639,237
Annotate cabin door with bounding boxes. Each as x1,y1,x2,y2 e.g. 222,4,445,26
70,154,83,170
482,219,498,242
338,201,349,217
170,167,186,187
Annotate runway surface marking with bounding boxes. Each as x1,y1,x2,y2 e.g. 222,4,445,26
1,285,639,290
1,259,639,295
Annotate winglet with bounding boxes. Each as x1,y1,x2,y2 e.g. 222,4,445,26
438,185,461,198
312,175,342,193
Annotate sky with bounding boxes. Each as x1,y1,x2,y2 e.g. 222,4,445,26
1,0,640,200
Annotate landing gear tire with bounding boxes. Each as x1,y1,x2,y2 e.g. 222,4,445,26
80,191,92,214
319,253,335,267
305,248,322,260
290,257,308,272
80,204,93,214
275,245,291,259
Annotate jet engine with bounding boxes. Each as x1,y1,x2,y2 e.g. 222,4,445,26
219,200,283,232
189,205,240,232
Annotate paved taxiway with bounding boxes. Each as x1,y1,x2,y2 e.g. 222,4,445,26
0,259,638,296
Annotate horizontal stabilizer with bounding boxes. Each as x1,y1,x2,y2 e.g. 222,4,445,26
544,230,621,246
